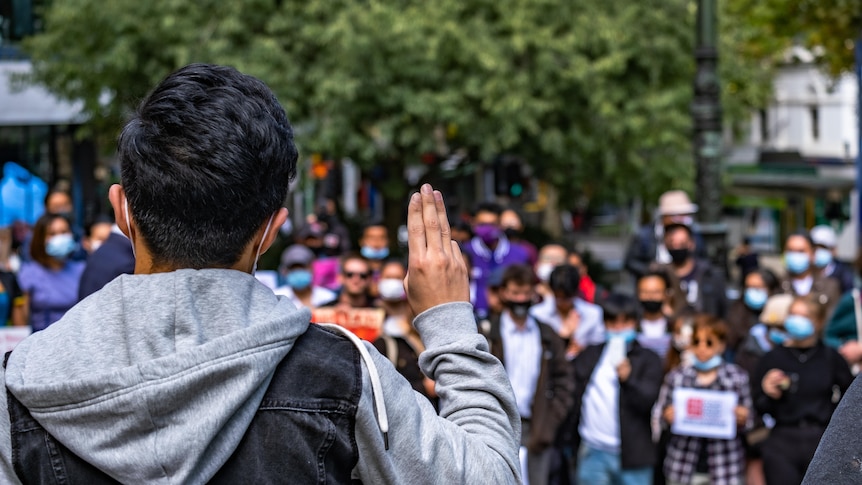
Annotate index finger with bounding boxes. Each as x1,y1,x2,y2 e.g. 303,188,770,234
406,191,426,260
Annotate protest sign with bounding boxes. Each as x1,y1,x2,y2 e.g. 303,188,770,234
312,307,385,341
671,387,737,439
0,326,31,354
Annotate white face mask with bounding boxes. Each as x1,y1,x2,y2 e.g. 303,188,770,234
536,263,555,283
378,278,406,301
124,198,136,259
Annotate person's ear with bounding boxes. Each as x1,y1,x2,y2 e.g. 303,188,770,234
108,184,131,239
258,208,289,255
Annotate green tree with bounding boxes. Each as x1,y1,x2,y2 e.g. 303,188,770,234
21,0,768,217
724,0,861,77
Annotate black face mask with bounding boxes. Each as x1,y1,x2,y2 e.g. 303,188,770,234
504,228,521,240
503,299,532,319
640,299,664,314
668,248,691,266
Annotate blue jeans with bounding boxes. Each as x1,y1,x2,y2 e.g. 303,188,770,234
577,444,652,485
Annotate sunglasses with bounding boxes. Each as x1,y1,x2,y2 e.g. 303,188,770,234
691,337,717,348
344,271,371,280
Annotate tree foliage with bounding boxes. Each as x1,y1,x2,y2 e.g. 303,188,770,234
725,0,861,77
20,0,775,208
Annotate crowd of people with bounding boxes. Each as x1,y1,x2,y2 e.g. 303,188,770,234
226,188,855,485
0,173,858,485
0,61,861,485
0,180,858,485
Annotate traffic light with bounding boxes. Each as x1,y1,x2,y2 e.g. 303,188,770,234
494,158,528,198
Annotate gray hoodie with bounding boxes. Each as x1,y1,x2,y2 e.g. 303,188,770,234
0,269,521,484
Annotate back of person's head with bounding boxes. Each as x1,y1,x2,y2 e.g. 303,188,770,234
548,264,580,298
118,63,298,268
500,263,535,288
601,293,639,323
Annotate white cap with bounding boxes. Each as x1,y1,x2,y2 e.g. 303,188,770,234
810,225,837,248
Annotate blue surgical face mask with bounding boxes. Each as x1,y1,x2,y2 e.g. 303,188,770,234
768,327,789,345
286,269,313,290
693,355,723,372
814,248,833,268
784,314,815,340
360,246,389,260
784,251,811,274
46,233,77,259
744,288,768,311
606,328,637,343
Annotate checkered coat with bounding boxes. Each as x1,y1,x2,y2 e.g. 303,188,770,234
657,363,753,485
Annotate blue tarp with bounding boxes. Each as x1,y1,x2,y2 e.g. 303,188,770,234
0,161,47,227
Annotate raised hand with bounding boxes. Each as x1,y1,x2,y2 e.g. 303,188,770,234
403,184,470,316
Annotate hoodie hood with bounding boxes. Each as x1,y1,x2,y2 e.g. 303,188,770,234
5,269,310,483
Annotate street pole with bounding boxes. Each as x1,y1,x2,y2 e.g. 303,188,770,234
855,36,862,244
692,0,727,275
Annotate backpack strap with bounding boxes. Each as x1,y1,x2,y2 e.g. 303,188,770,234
318,323,391,450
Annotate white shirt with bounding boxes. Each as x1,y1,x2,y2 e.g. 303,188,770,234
792,275,814,296
500,311,542,419
273,285,336,309
638,318,671,359
530,295,606,347
579,343,621,452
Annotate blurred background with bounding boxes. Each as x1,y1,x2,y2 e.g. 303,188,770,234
0,0,860,289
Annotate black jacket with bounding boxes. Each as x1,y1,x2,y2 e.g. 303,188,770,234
482,313,574,453
567,341,663,469
624,223,706,279
77,232,136,301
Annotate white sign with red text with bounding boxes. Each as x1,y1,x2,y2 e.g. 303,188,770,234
671,387,737,440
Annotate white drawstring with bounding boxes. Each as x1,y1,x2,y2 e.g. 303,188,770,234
318,323,390,450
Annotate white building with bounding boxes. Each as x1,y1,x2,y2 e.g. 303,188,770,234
728,47,860,259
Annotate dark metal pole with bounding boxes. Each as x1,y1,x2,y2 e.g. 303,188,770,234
692,0,727,274
855,36,862,242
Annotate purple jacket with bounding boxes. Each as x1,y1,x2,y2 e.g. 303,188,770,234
463,236,529,317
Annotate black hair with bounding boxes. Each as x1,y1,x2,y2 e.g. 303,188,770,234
84,214,115,237
339,252,371,271
746,267,779,294
601,293,639,322
500,263,535,288
452,220,473,237
637,268,673,290
473,202,504,218
664,223,693,240
548,264,581,298
361,220,387,233
785,231,814,250
118,63,298,268
44,187,72,207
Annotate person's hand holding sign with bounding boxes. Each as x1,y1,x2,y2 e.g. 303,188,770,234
403,184,470,316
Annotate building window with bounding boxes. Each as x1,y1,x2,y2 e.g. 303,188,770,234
759,109,769,142
810,106,819,141
1,0,45,45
